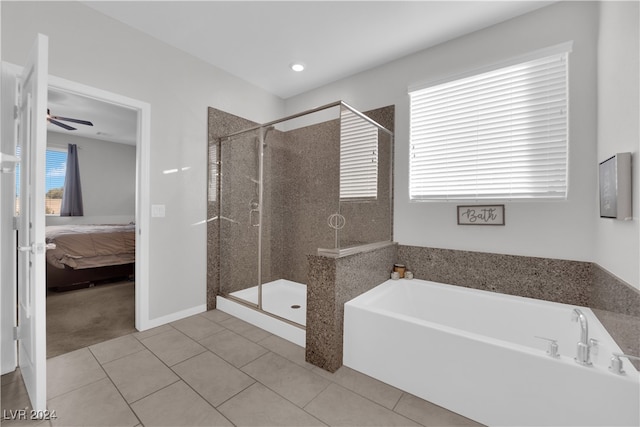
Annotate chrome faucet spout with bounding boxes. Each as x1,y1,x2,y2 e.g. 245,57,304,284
572,308,592,366
572,308,589,344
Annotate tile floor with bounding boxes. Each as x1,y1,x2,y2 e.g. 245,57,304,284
1,310,484,427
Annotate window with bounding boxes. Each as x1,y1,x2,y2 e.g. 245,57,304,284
45,149,67,215
409,47,570,201
15,147,67,215
339,108,379,200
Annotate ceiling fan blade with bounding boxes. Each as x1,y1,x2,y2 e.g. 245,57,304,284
50,115,94,126
48,118,77,131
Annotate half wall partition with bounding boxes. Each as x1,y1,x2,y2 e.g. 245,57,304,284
208,102,394,334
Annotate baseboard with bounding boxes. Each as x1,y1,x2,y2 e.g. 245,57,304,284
137,304,207,331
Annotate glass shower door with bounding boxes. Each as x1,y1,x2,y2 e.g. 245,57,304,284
338,111,392,249
219,130,261,306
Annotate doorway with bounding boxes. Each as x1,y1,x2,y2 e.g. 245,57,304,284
44,87,139,357
0,64,151,372
46,75,151,335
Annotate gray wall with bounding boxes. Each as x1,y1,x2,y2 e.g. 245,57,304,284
284,2,602,272
595,1,639,290
3,1,285,323
46,132,135,225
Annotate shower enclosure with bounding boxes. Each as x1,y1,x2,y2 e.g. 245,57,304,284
208,101,393,340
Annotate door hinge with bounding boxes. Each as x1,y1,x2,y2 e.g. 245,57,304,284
14,105,19,120
12,216,19,230
13,326,22,341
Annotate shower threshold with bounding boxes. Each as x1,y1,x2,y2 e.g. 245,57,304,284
216,279,306,347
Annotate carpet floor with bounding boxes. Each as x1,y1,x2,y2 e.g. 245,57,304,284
46,280,136,359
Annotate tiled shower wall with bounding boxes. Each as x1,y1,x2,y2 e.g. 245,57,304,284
206,108,258,309
306,244,397,372
207,105,395,306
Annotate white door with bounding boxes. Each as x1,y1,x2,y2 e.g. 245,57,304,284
15,33,48,412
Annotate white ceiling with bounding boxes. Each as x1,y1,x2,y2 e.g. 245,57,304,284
53,1,554,145
48,89,138,145
83,1,554,99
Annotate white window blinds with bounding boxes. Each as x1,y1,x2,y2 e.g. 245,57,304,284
409,51,569,200
16,148,68,215
339,108,378,200
44,148,67,215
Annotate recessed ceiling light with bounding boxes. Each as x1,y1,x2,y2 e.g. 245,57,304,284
290,63,305,72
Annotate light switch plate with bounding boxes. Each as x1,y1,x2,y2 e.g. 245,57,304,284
151,204,166,218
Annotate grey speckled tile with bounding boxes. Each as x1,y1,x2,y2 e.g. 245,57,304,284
258,334,314,369
171,314,225,341
47,348,106,399
172,351,254,407
311,365,402,410
102,349,178,403
139,329,206,366
199,329,268,368
218,383,325,427
49,378,138,427
241,352,330,407
306,244,396,372
89,334,145,364
394,392,485,427
397,245,592,306
305,383,419,426
131,381,232,426
219,317,272,342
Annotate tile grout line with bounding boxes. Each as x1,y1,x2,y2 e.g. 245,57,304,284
165,353,241,426
213,319,415,424
86,345,143,427
130,324,238,425
45,310,439,427
237,350,333,421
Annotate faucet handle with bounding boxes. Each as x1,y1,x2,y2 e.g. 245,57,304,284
534,336,560,358
609,353,640,375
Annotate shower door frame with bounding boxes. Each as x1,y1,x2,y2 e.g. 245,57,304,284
217,101,394,328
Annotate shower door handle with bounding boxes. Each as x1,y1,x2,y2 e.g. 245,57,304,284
250,209,260,227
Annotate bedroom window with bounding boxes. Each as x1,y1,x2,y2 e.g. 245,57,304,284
17,148,68,215
409,44,570,201
45,149,67,215
340,107,379,200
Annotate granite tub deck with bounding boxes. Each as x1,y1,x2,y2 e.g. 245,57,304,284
305,244,639,375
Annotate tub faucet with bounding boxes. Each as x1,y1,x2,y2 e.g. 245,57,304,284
572,308,594,366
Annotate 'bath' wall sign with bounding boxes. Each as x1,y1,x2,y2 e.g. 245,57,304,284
457,205,505,226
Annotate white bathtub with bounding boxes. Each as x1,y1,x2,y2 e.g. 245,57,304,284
343,279,639,427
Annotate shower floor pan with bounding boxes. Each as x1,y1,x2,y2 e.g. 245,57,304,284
217,279,306,347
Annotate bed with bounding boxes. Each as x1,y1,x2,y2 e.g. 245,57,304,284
45,224,135,290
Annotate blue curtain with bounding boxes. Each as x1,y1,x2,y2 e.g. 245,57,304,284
60,144,84,216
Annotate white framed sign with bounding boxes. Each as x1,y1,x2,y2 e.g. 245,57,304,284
457,205,505,226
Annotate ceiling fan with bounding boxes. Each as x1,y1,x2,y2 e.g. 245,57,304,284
47,109,94,131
